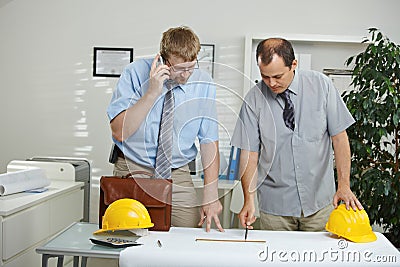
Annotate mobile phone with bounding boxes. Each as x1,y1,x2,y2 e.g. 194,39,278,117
108,144,118,164
157,54,164,66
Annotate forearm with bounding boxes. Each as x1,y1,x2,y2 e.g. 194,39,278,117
332,131,351,188
239,150,258,203
332,131,363,209
200,141,220,205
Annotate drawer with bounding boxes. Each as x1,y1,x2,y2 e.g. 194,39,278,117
2,201,50,260
2,188,83,262
2,237,72,267
2,240,42,267
50,189,84,233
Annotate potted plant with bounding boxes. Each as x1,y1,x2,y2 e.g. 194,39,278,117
343,28,400,247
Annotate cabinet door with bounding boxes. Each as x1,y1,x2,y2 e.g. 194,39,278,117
3,243,42,267
2,202,50,261
50,189,84,233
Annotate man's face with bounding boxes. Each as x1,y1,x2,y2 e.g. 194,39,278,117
258,54,297,94
166,55,198,85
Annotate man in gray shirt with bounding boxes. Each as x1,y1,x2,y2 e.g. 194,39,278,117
231,38,363,231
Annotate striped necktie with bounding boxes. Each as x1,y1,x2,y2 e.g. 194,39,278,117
279,90,295,131
154,85,175,179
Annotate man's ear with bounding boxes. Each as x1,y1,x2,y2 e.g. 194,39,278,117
291,59,298,70
257,56,262,66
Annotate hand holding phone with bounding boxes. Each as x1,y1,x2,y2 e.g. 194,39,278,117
157,54,164,66
149,54,170,95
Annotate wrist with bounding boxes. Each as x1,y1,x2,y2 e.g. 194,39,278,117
202,188,218,205
244,191,255,203
144,89,161,101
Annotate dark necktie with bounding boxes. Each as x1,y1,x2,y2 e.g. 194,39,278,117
279,90,295,131
155,85,175,179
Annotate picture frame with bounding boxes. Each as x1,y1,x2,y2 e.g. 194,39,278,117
93,47,134,77
198,44,215,77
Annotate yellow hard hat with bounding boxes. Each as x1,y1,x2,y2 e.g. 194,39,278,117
325,204,377,243
94,198,154,234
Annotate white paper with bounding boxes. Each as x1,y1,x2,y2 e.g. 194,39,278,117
0,168,50,196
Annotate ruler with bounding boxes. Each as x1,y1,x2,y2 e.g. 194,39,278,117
195,238,266,243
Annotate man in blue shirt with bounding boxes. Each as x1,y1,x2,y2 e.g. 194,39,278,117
107,26,223,232
232,38,363,231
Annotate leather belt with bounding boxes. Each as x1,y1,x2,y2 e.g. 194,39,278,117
117,149,125,159
117,150,180,171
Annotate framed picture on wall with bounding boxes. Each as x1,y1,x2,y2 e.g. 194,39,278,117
198,44,215,77
93,47,134,77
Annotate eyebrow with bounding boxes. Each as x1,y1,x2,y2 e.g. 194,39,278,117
260,72,284,79
175,61,196,66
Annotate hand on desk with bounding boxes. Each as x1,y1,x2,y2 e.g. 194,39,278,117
198,200,224,232
238,200,257,230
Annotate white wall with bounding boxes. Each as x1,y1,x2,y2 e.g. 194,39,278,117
1,0,399,177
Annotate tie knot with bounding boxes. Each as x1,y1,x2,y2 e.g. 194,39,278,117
165,80,178,90
279,90,291,101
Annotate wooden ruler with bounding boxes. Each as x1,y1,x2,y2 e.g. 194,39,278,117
195,238,266,243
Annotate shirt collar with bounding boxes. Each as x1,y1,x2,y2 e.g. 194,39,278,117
164,80,183,93
169,68,202,93
289,70,299,95
267,70,299,100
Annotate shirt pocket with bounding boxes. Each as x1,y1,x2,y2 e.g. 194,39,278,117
300,108,327,142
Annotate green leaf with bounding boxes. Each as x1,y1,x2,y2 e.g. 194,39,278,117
394,112,399,127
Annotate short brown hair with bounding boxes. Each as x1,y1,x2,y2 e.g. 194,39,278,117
256,38,295,68
160,26,200,62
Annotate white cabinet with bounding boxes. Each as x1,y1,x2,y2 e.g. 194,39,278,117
0,181,83,267
3,201,50,261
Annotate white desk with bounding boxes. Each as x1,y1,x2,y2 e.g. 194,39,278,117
120,227,400,266
0,180,84,267
36,222,400,267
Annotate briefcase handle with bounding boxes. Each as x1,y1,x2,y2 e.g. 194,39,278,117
122,170,155,179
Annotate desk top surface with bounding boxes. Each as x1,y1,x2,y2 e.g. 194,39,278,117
36,222,123,258
36,222,400,266
121,226,400,266
0,180,83,216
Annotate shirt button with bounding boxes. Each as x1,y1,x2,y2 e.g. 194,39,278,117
296,165,300,169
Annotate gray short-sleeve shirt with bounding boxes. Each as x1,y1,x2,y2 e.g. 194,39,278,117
231,69,355,217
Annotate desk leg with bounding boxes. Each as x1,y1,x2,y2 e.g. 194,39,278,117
57,256,64,267
73,256,80,267
41,254,64,267
81,256,88,267
42,254,50,267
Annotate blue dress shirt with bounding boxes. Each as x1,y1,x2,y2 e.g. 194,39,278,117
107,58,219,169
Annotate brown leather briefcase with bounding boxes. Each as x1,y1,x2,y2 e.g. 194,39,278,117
99,171,172,231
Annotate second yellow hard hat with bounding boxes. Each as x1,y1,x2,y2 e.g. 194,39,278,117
325,204,377,243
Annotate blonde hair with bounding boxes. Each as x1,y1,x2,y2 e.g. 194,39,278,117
160,26,200,61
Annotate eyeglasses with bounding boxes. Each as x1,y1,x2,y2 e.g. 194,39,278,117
166,59,199,73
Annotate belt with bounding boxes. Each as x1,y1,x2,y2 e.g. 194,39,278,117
117,149,125,159
117,150,180,171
